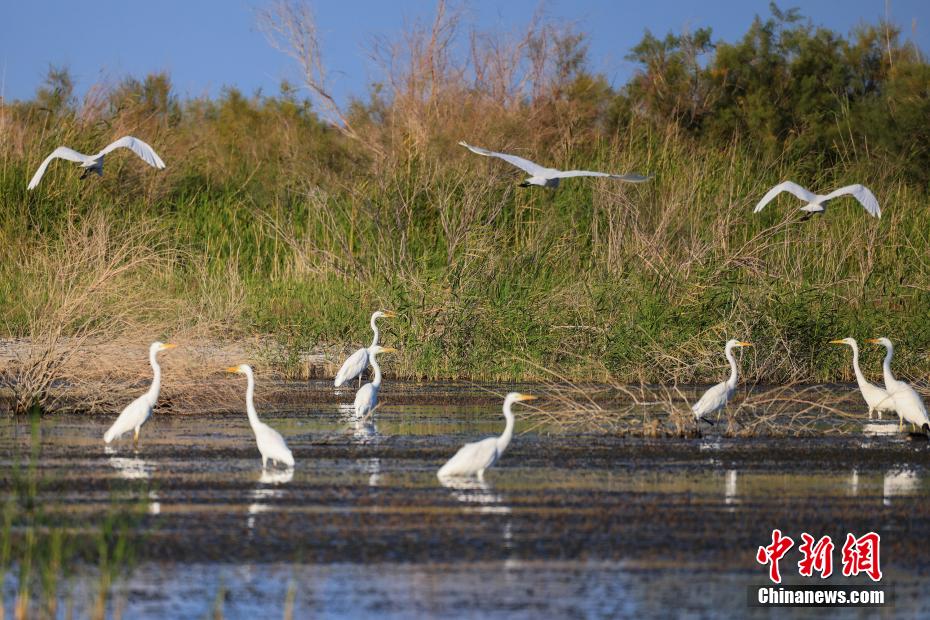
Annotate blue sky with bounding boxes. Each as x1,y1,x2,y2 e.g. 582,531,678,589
2,1,927,105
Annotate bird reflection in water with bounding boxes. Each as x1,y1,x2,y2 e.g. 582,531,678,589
247,467,294,532
105,446,160,514
439,476,511,515
439,476,514,550
883,467,919,507
724,469,739,509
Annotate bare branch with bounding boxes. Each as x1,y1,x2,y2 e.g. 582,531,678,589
257,0,380,155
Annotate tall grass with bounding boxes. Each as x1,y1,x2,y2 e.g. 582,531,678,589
1,3,929,412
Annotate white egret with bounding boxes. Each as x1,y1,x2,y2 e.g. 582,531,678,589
28,136,166,190
866,338,930,434
437,392,536,480
104,341,176,446
752,181,880,218
691,340,752,424
458,141,650,188
829,338,895,420
226,364,295,468
334,310,397,388
353,345,397,420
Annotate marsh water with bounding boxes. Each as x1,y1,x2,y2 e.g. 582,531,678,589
3,382,930,618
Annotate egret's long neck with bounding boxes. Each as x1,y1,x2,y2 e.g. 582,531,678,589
725,346,739,388
497,400,515,452
849,342,868,389
881,344,896,387
244,370,260,427
370,353,383,390
147,349,162,403
369,314,380,348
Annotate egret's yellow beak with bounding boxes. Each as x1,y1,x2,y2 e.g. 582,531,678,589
161,343,178,350
737,342,752,347
829,339,846,344
516,394,538,402
865,338,880,344
382,310,398,318
381,347,398,353
225,366,241,373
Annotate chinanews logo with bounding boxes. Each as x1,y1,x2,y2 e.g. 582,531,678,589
748,530,891,608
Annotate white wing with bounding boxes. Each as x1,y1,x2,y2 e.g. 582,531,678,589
97,136,166,169
335,347,369,387
691,381,730,420
458,141,548,176
27,146,91,190
255,423,295,467
104,394,152,443
753,181,819,213
822,184,880,218
890,385,930,427
437,436,498,477
354,382,377,417
859,380,894,413
553,170,651,182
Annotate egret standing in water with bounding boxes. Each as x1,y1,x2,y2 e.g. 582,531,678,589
866,338,930,434
830,338,895,420
226,365,295,469
334,310,397,388
438,392,536,480
353,345,397,421
691,340,752,424
104,342,176,446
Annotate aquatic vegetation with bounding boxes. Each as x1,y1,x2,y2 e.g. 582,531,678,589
1,409,148,617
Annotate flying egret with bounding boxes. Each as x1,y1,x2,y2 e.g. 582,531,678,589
334,310,397,388
226,364,295,468
353,345,397,420
865,338,930,434
104,342,176,446
458,141,650,188
691,340,752,424
752,181,880,218
829,338,895,420
437,392,536,480
28,136,166,190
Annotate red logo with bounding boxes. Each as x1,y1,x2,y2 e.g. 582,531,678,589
841,532,883,582
797,533,834,578
758,530,881,583
756,529,795,584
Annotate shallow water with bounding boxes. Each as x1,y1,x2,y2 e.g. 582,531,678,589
2,383,930,618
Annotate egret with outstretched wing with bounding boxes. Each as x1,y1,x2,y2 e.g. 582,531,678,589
28,136,166,190
458,141,650,188
753,181,880,218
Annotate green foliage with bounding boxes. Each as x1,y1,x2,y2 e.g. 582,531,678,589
1,7,929,391
623,4,930,183
34,66,76,118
